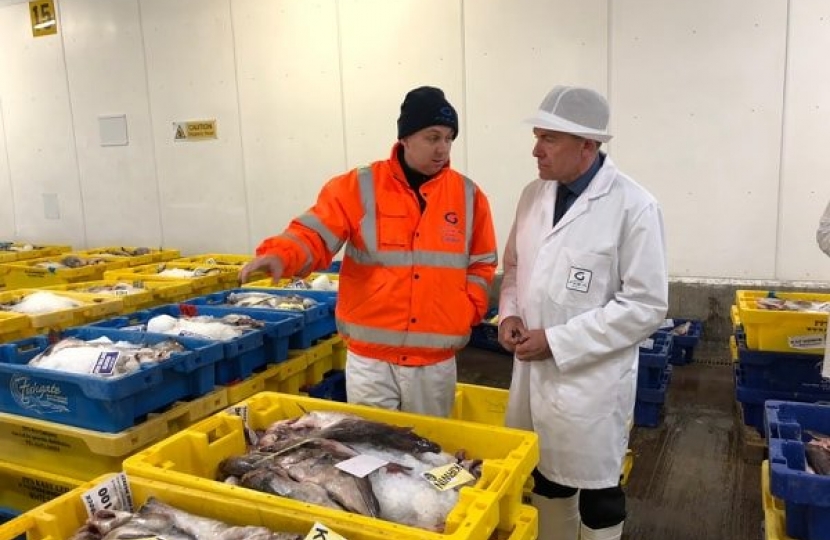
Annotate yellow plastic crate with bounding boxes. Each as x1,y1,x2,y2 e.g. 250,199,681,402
491,505,538,540
0,460,83,514
105,262,238,295
452,383,509,426
0,243,71,264
0,311,33,344
225,336,342,404
730,335,738,362
731,304,742,332
42,279,193,313
124,392,538,535
42,280,154,313
0,289,123,332
332,334,347,369
174,253,253,266
736,290,830,354
290,337,336,385
75,246,181,266
1,253,132,288
0,388,227,481
225,355,306,405
761,460,795,540
244,271,340,291
0,474,497,540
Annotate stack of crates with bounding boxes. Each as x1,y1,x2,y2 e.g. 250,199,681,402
634,332,673,427
0,243,71,291
0,284,233,517
732,290,830,435
763,401,830,540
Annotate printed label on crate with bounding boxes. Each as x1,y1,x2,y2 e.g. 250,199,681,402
10,374,69,414
82,472,134,516
304,522,348,540
17,475,74,503
823,326,830,379
335,454,388,478
422,462,476,491
788,334,826,350
639,338,654,350
660,318,674,329
114,289,131,296
91,351,120,375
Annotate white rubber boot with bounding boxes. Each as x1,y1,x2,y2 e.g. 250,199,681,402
580,521,624,540
530,493,580,540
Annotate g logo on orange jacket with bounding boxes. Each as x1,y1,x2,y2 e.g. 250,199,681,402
444,212,459,225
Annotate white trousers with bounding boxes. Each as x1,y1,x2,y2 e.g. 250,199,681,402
345,350,456,417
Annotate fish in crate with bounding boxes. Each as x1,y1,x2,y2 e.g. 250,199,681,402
218,410,483,532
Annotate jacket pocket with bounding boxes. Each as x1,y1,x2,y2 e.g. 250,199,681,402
377,208,412,249
548,247,613,309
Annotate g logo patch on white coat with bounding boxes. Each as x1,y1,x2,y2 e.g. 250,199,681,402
566,267,592,293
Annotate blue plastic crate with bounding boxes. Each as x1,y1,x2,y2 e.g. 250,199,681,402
0,506,22,540
0,327,222,432
90,304,304,382
634,367,671,427
638,333,673,389
87,304,275,385
766,400,830,540
735,367,830,436
735,331,830,394
305,369,347,402
469,308,511,355
183,288,336,350
660,318,703,365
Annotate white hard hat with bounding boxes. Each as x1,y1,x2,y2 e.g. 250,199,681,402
525,86,612,143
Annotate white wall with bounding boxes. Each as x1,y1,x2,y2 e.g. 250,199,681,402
0,0,828,280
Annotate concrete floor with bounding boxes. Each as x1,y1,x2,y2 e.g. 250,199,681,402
456,343,763,540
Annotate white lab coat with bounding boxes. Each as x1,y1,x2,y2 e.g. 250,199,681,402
818,200,830,257
500,155,668,489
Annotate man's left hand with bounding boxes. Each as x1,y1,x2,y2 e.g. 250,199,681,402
514,329,552,362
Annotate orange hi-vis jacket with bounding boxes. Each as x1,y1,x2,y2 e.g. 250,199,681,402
256,143,498,366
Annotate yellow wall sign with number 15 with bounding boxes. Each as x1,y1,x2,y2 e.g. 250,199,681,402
30,0,58,37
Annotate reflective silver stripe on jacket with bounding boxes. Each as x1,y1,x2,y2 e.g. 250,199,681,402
353,166,475,265
345,244,469,269
296,213,344,255
467,274,490,294
337,320,470,349
281,231,314,275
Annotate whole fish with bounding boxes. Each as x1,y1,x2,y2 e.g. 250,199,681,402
258,411,440,454
226,291,318,311
239,465,343,510
69,497,302,540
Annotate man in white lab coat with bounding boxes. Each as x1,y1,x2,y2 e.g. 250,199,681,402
498,86,669,540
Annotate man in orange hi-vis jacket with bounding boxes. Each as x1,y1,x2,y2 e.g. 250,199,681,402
240,86,498,417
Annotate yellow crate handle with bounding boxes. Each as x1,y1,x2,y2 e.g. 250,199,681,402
0,513,34,539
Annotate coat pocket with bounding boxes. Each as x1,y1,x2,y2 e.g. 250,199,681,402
548,247,613,309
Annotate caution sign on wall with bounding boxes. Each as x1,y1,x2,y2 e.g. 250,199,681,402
173,120,217,141
30,0,58,37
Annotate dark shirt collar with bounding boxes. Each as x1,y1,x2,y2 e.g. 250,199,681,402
396,144,431,190
566,152,604,195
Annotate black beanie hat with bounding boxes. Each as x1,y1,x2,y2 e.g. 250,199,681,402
397,86,459,140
